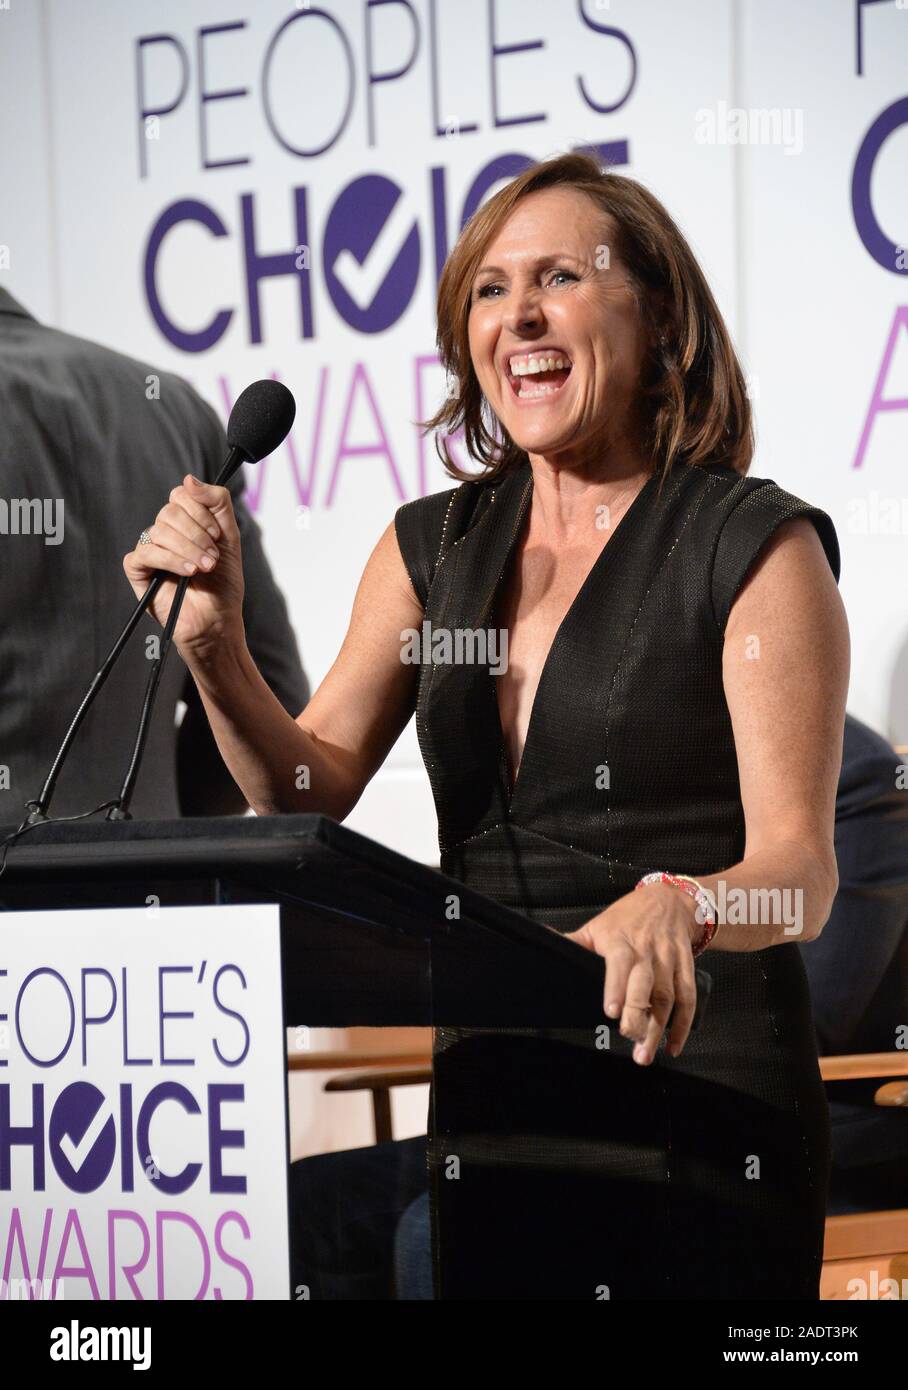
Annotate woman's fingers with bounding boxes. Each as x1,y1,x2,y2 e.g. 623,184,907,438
145,517,219,574
569,911,696,1065
636,949,695,1064
158,501,221,558
665,951,697,1057
599,937,634,1020
124,478,237,583
637,972,675,1064
123,534,195,583
168,484,221,541
620,958,655,1046
182,476,239,539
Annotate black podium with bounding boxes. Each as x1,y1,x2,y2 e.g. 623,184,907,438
0,813,710,1299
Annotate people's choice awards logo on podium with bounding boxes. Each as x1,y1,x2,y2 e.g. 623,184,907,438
0,904,288,1300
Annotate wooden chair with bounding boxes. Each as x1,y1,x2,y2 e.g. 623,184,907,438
819,1051,908,1299
288,1029,432,1144
320,1062,432,1144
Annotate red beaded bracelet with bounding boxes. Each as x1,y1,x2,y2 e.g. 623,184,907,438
635,871,719,957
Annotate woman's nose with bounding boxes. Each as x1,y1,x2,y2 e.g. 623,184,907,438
504,287,544,334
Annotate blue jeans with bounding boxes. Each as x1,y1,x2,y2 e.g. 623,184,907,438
394,1190,433,1299
289,1136,429,1300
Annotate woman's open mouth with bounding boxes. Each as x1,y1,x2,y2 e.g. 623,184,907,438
505,349,573,401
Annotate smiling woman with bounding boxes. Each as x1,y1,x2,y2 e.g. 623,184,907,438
125,149,849,1300
386,149,850,1298
424,150,753,486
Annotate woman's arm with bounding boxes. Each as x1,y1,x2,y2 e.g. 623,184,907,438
568,516,850,1065
186,517,426,820
698,516,850,948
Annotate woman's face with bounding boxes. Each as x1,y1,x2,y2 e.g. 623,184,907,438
467,187,650,466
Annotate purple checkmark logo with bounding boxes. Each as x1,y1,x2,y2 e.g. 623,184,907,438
323,174,421,333
49,1082,116,1193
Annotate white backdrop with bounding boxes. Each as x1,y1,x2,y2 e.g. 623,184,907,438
1,0,906,868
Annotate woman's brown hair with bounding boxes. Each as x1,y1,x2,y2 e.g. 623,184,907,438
423,150,753,485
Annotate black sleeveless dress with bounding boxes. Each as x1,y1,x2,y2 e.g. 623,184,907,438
394,458,841,1300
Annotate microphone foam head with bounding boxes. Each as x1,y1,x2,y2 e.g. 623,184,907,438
226,379,296,462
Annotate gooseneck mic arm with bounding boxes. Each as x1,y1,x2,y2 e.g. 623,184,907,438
106,442,261,821
25,379,296,825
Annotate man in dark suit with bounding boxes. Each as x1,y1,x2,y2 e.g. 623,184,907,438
800,713,908,1213
0,286,308,822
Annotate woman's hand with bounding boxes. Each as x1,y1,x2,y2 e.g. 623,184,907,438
122,475,246,662
566,883,699,1065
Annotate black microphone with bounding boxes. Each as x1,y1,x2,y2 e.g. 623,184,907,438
226,377,297,464
25,379,296,824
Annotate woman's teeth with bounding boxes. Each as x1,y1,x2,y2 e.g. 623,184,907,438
509,353,571,375
516,378,565,398
507,352,572,399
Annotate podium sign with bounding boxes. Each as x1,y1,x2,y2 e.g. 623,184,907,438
0,903,289,1301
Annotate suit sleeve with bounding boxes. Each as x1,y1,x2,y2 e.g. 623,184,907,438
799,718,908,1054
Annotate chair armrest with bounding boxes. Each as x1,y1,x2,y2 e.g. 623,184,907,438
824,1208,908,1260
874,1080,908,1108
819,1052,908,1082
323,1065,433,1093
288,1050,432,1073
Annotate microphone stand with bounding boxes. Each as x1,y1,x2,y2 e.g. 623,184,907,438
106,571,189,820
26,446,247,824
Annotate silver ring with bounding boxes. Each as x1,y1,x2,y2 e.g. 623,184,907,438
138,530,152,547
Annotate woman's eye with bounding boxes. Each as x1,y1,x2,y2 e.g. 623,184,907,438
549,269,578,286
476,283,503,299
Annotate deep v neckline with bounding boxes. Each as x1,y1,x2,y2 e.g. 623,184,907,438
489,463,661,806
